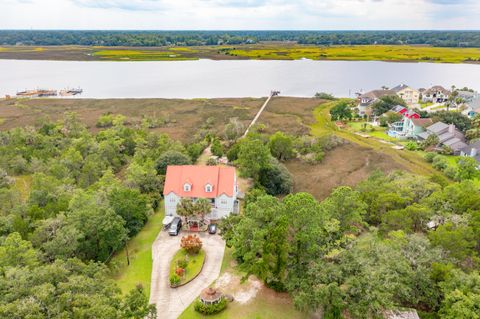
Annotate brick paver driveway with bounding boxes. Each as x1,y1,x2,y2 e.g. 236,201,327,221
149,231,225,319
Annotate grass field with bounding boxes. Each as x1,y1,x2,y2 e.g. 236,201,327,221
0,97,263,143
110,207,164,296
169,249,206,286
13,175,32,201
1,44,480,63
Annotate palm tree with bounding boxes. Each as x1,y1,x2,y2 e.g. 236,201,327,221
176,198,195,224
194,198,212,222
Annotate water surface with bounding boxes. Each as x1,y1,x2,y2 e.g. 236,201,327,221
1,59,480,98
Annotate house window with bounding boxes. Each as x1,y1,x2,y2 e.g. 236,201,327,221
205,184,212,192
184,183,191,192
170,197,176,203
221,199,227,205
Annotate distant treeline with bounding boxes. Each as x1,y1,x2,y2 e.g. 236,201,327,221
2,30,480,47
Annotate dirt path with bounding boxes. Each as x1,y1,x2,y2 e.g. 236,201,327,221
149,231,225,319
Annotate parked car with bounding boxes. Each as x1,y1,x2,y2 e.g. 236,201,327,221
208,223,217,234
168,217,182,236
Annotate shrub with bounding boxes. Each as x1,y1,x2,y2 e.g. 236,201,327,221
206,158,217,166
405,141,418,151
180,235,203,254
175,267,185,277
432,156,448,171
177,258,189,269
170,275,181,286
424,152,437,163
194,298,227,315
314,92,335,100
443,166,457,180
439,145,454,155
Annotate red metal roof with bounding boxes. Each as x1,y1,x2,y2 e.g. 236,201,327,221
163,165,236,198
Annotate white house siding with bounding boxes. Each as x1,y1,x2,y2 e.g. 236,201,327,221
165,192,180,216
164,193,236,220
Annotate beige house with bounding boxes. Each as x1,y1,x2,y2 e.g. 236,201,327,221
392,84,420,105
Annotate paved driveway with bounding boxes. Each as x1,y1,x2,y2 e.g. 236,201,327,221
149,231,226,319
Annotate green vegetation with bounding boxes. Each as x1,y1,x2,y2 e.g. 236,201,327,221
221,171,480,318
111,207,164,296
169,248,206,286
0,111,203,317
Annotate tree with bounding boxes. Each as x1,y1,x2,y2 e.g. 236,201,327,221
125,160,164,194
456,157,479,181
384,111,403,124
371,95,406,116
330,101,352,121
268,132,295,161
236,138,271,179
0,169,13,189
109,187,151,237
211,138,224,157
122,285,157,319
258,158,292,195
67,191,128,262
0,232,39,272
382,203,432,233
431,111,472,132
320,186,367,233
155,150,191,175
224,117,245,142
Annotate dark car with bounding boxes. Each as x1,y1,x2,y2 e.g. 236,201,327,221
168,217,182,236
208,223,217,234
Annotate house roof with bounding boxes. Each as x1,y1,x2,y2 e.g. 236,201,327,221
427,121,450,134
411,118,433,127
391,105,407,113
461,140,480,155
163,165,236,198
418,131,431,140
425,85,451,95
405,110,420,119
392,84,417,93
360,89,396,100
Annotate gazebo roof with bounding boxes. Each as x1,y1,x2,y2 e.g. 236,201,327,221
200,287,222,303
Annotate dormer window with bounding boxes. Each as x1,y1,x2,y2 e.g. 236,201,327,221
184,183,191,192
205,183,212,193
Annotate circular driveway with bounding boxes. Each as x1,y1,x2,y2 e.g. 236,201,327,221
149,230,226,319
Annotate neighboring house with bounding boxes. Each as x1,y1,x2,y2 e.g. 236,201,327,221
460,140,480,164
388,106,430,138
422,85,451,103
418,121,468,154
357,89,396,116
391,84,420,105
163,165,239,220
463,95,480,118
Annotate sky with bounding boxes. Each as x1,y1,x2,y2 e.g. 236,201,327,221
1,0,479,30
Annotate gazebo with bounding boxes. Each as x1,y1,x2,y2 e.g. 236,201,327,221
200,287,223,305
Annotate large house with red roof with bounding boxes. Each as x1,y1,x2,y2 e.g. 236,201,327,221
163,165,239,220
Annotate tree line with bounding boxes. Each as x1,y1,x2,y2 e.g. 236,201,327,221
2,30,480,47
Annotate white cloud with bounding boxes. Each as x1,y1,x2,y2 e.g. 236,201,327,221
0,0,479,30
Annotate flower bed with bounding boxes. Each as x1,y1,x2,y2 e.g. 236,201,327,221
169,248,206,287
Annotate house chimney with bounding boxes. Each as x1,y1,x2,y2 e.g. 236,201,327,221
448,124,455,133
471,148,478,157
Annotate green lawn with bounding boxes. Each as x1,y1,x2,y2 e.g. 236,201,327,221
169,249,206,286
110,206,164,296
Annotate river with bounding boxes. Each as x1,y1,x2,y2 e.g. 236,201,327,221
1,59,480,98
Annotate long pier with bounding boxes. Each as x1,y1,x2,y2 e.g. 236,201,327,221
242,90,279,138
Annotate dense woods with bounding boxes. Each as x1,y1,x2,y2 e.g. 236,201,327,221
220,170,480,318
0,112,206,318
2,30,480,47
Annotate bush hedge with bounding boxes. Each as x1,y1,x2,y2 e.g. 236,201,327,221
194,298,227,315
